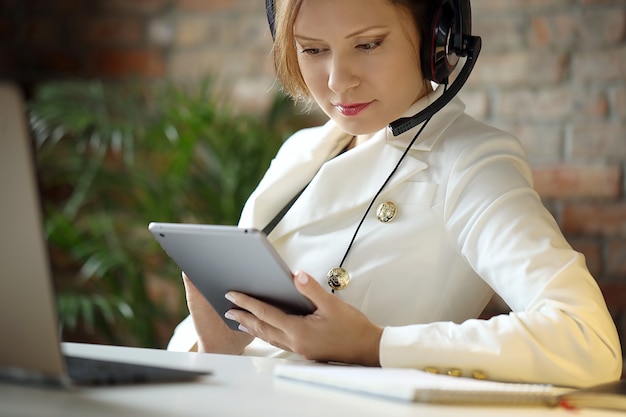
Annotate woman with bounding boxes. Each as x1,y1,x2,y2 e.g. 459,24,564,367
169,0,622,387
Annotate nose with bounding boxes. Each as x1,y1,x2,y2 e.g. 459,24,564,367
327,53,359,94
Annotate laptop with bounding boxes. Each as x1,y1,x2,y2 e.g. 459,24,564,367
0,81,209,387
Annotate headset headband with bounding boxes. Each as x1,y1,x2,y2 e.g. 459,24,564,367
266,0,276,40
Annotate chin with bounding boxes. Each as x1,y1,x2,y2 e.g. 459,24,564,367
332,117,388,137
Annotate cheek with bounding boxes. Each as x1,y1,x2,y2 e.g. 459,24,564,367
385,52,422,86
299,64,325,97
380,62,424,106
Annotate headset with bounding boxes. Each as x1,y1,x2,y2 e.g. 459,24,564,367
265,0,482,136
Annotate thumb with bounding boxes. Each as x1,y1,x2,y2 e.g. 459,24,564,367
182,272,196,292
182,272,204,304
293,270,333,309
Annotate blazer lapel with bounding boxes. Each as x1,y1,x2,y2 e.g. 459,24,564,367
268,88,466,240
238,121,352,230
269,132,430,240
239,86,467,241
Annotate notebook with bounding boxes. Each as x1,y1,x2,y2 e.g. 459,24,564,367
0,82,209,387
274,364,558,406
274,364,626,411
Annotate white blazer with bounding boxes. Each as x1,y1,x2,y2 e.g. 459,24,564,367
169,87,622,387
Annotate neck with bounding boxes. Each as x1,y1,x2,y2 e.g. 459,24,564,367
345,133,374,150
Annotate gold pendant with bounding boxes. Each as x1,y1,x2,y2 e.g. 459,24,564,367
376,201,397,223
327,267,350,290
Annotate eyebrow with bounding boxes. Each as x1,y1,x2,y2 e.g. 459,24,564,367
294,25,389,41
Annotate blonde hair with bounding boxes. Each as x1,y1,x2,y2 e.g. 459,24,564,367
272,0,308,101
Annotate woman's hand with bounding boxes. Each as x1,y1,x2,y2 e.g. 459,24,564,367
182,273,253,354
224,271,383,366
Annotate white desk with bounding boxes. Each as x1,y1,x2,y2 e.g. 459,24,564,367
0,343,621,417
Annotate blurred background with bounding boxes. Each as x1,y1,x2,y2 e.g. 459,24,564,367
0,0,624,374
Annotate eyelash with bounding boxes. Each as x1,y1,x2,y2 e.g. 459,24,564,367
357,40,382,52
300,48,326,56
299,39,384,56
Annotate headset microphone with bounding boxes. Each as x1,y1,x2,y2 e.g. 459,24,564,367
388,36,481,136
389,0,481,136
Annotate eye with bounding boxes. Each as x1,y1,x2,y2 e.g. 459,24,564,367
300,48,321,55
357,40,382,52
298,46,328,56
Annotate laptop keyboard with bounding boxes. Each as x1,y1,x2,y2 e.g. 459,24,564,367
65,355,209,386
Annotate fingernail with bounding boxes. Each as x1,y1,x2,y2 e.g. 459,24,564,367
296,271,308,284
238,324,249,333
225,292,236,303
224,311,236,321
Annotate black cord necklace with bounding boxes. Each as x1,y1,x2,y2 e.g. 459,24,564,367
262,91,442,292
326,113,434,292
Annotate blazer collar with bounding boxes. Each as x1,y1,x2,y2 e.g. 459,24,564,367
238,121,352,231
239,86,466,239
269,132,428,240
385,84,466,152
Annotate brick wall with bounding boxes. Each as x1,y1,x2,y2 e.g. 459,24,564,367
0,0,274,109
1,0,625,366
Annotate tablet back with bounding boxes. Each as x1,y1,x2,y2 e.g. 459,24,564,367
149,222,316,331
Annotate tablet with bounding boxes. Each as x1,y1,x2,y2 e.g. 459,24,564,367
148,222,316,331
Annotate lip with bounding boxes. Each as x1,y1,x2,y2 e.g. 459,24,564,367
335,102,372,116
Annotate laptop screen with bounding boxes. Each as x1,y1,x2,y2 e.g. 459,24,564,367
0,82,68,382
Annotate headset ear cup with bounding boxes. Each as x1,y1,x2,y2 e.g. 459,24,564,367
421,0,459,84
266,0,276,40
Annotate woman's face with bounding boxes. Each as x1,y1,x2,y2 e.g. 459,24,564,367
293,0,426,137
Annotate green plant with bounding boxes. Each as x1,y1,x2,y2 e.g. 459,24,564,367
29,79,317,347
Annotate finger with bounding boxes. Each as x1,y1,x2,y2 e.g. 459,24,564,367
182,272,221,321
225,306,292,351
292,271,334,310
224,291,298,341
182,272,206,305
183,272,254,354
225,291,290,328
182,271,193,289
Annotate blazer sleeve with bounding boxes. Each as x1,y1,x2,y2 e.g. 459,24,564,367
379,125,622,388
166,314,197,352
